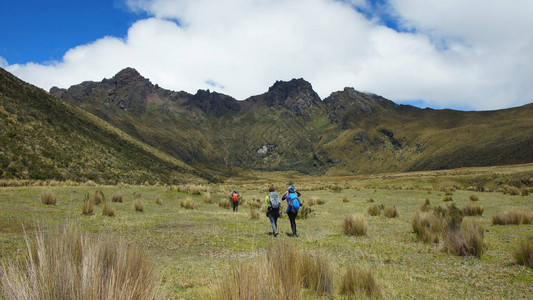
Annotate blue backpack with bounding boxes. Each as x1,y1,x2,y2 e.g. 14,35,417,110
289,192,300,211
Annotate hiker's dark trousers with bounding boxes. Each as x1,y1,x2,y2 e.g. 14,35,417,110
267,209,279,233
232,201,238,212
287,210,298,236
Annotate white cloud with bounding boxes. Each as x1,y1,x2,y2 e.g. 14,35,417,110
0,56,8,68
5,0,533,110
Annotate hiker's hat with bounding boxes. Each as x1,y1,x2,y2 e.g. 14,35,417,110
288,186,295,193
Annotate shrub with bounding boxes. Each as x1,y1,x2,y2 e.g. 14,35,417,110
0,224,160,299
180,197,198,210
40,190,57,205
462,202,484,216
339,265,381,298
469,194,479,201
412,211,442,244
250,209,259,219
443,218,485,258
514,239,533,268
155,197,162,205
102,201,115,217
134,199,144,212
111,193,123,203
383,206,399,218
367,204,383,216
343,214,367,236
443,196,453,202
300,250,334,295
82,194,94,215
492,210,533,225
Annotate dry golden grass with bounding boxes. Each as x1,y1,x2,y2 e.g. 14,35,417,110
134,199,144,212
342,197,349,203
443,196,453,202
514,239,533,268
443,218,485,258
0,223,160,299
462,202,484,216
203,192,214,204
155,197,162,205
383,206,399,218
503,185,521,195
492,210,533,225
180,197,198,210
367,204,383,216
342,214,367,236
300,250,334,295
250,209,259,219
82,194,95,215
469,194,479,201
218,198,231,209
339,265,381,298
89,190,104,205
420,199,431,212
102,201,115,217
40,190,57,205
412,211,443,244
111,193,124,203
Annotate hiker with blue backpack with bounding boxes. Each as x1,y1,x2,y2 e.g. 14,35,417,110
284,186,301,237
265,186,281,236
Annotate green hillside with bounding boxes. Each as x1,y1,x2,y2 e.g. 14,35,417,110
49,68,533,178
0,68,212,184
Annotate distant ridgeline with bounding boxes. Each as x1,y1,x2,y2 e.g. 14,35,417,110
0,68,212,184
1,66,532,184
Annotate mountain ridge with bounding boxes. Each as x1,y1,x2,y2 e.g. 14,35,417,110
37,67,533,177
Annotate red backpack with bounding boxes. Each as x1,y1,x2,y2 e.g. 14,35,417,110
232,193,239,202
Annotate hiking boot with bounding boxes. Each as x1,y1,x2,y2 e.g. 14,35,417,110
293,233,298,237
274,232,279,237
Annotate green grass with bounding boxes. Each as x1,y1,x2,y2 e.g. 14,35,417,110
1,173,532,299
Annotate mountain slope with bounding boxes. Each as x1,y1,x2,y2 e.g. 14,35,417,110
0,67,212,184
49,68,533,176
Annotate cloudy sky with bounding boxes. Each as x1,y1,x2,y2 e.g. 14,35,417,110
1,0,532,111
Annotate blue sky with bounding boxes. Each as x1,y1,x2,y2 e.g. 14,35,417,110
2,0,533,111
0,0,144,64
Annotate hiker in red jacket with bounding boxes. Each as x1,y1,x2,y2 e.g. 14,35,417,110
231,190,240,212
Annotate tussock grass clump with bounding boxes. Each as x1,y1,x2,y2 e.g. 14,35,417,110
342,197,349,203
82,194,95,215
250,209,259,219
102,201,115,217
155,197,162,205
89,190,104,205
367,204,383,216
503,185,521,195
342,214,367,236
366,198,374,203
443,218,485,258
443,196,453,202
0,224,160,299
462,202,484,216
513,239,533,268
340,265,381,298
383,206,399,218
522,188,530,196
111,193,124,203
412,211,443,244
218,198,232,209
469,194,479,202
420,199,431,212
203,192,214,204
40,190,57,205
300,250,334,295
492,210,533,225
296,206,314,219
134,199,144,212
180,197,198,210
177,184,207,195
316,198,326,205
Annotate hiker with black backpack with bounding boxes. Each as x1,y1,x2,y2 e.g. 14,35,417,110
265,186,280,237
284,186,300,237
231,190,240,212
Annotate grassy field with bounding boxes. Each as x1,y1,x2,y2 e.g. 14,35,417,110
1,166,532,299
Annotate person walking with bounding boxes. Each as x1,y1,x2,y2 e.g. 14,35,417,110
231,190,240,212
284,186,300,237
265,186,281,236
